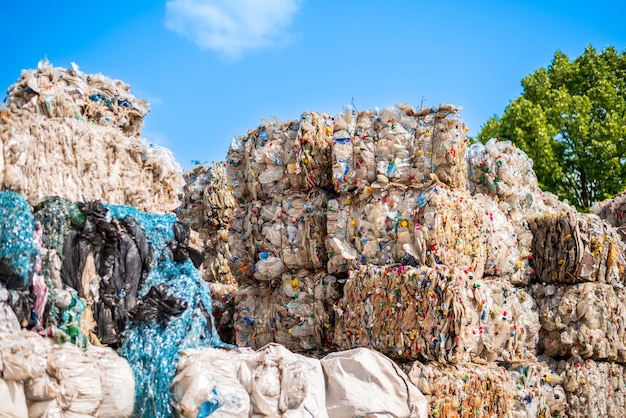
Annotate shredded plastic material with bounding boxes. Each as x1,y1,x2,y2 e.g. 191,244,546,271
0,190,39,288
335,264,539,364
107,204,225,418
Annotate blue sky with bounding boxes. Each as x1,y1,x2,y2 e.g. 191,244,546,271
1,1,625,169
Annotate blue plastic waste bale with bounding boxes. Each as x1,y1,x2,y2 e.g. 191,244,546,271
0,190,39,286
106,204,225,418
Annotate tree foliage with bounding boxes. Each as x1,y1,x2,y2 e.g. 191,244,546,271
478,46,626,209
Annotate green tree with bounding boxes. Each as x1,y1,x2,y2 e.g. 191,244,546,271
478,46,626,209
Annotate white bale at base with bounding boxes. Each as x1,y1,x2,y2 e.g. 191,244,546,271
321,347,427,418
171,344,328,418
0,379,28,418
85,346,135,418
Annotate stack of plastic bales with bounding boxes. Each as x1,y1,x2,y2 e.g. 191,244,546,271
0,60,184,213
178,162,238,342
527,208,626,417
227,112,341,352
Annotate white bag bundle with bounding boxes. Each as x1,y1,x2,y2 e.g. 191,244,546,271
321,347,427,418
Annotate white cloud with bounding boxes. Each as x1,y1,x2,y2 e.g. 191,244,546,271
165,0,302,58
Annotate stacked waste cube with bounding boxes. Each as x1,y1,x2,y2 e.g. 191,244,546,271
227,112,340,351
178,163,238,342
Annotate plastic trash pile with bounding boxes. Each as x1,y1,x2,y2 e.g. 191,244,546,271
0,60,184,213
4,60,626,417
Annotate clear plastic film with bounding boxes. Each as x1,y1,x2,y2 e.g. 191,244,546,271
334,264,539,364
0,114,184,213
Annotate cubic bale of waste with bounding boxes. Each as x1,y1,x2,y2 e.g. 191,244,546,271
4,60,148,136
326,183,488,276
85,346,135,418
171,343,328,417
593,191,626,242
532,282,626,362
409,361,513,417
0,114,183,213
321,347,427,418
331,104,469,193
507,359,569,418
234,271,339,352
467,138,575,266
179,163,234,232
547,356,626,418
334,264,539,364
529,212,626,285
226,112,334,201
228,190,328,282
468,138,538,205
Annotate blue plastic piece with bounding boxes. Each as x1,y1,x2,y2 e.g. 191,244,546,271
106,204,225,418
197,388,220,417
0,190,39,286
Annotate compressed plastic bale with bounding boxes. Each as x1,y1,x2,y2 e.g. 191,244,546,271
0,114,184,213
331,104,469,193
179,163,235,232
326,183,488,276
85,345,135,418
4,60,148,136
28,399,63,418
593,191,626,241
529,211,626,285
235,271,337,352
24,372,59,402
321,347,427,418
473,193,529,285
546,356,626,418
408,361,514,417
507,359,568,418
0,190,40,289
0,378,28,418
334,264,539,364
226,112,333,201
229,190,328,282
532,282,626,362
